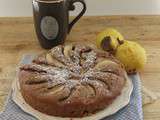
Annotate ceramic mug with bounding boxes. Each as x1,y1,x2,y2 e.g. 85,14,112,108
33,0,86,49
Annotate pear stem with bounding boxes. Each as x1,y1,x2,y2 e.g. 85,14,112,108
117,38,124,45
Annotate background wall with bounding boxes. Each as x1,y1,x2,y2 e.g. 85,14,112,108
0,0,160,16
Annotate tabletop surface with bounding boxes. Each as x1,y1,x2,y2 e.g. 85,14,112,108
0,16,160,120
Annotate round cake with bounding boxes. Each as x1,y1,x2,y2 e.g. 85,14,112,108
19,44,126,117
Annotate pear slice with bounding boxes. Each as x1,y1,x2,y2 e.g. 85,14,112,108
95,60,118,70
47,85,65,94
46,85,71,101
64,44,73,58
46,53,65,67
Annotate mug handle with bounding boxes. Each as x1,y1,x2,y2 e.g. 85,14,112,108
68,0,86,33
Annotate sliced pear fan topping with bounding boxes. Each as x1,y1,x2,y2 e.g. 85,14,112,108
46,53,65,67
64,44,73,58
95,60,118,70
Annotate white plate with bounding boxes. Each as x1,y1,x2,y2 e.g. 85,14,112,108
12,73,133,120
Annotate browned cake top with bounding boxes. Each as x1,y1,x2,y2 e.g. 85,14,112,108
19,44,126,117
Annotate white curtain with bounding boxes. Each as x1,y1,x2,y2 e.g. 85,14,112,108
0,0,160,16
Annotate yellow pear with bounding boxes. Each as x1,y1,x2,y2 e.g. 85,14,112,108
96,28,124,51
115,40,147,74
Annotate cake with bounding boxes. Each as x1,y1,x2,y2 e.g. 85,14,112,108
19,44,126,117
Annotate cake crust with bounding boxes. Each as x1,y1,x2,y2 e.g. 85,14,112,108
19,44,126,117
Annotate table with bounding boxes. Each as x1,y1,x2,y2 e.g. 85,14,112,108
0,16,160,120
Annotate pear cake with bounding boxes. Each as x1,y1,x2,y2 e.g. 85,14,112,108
19,44,126,117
